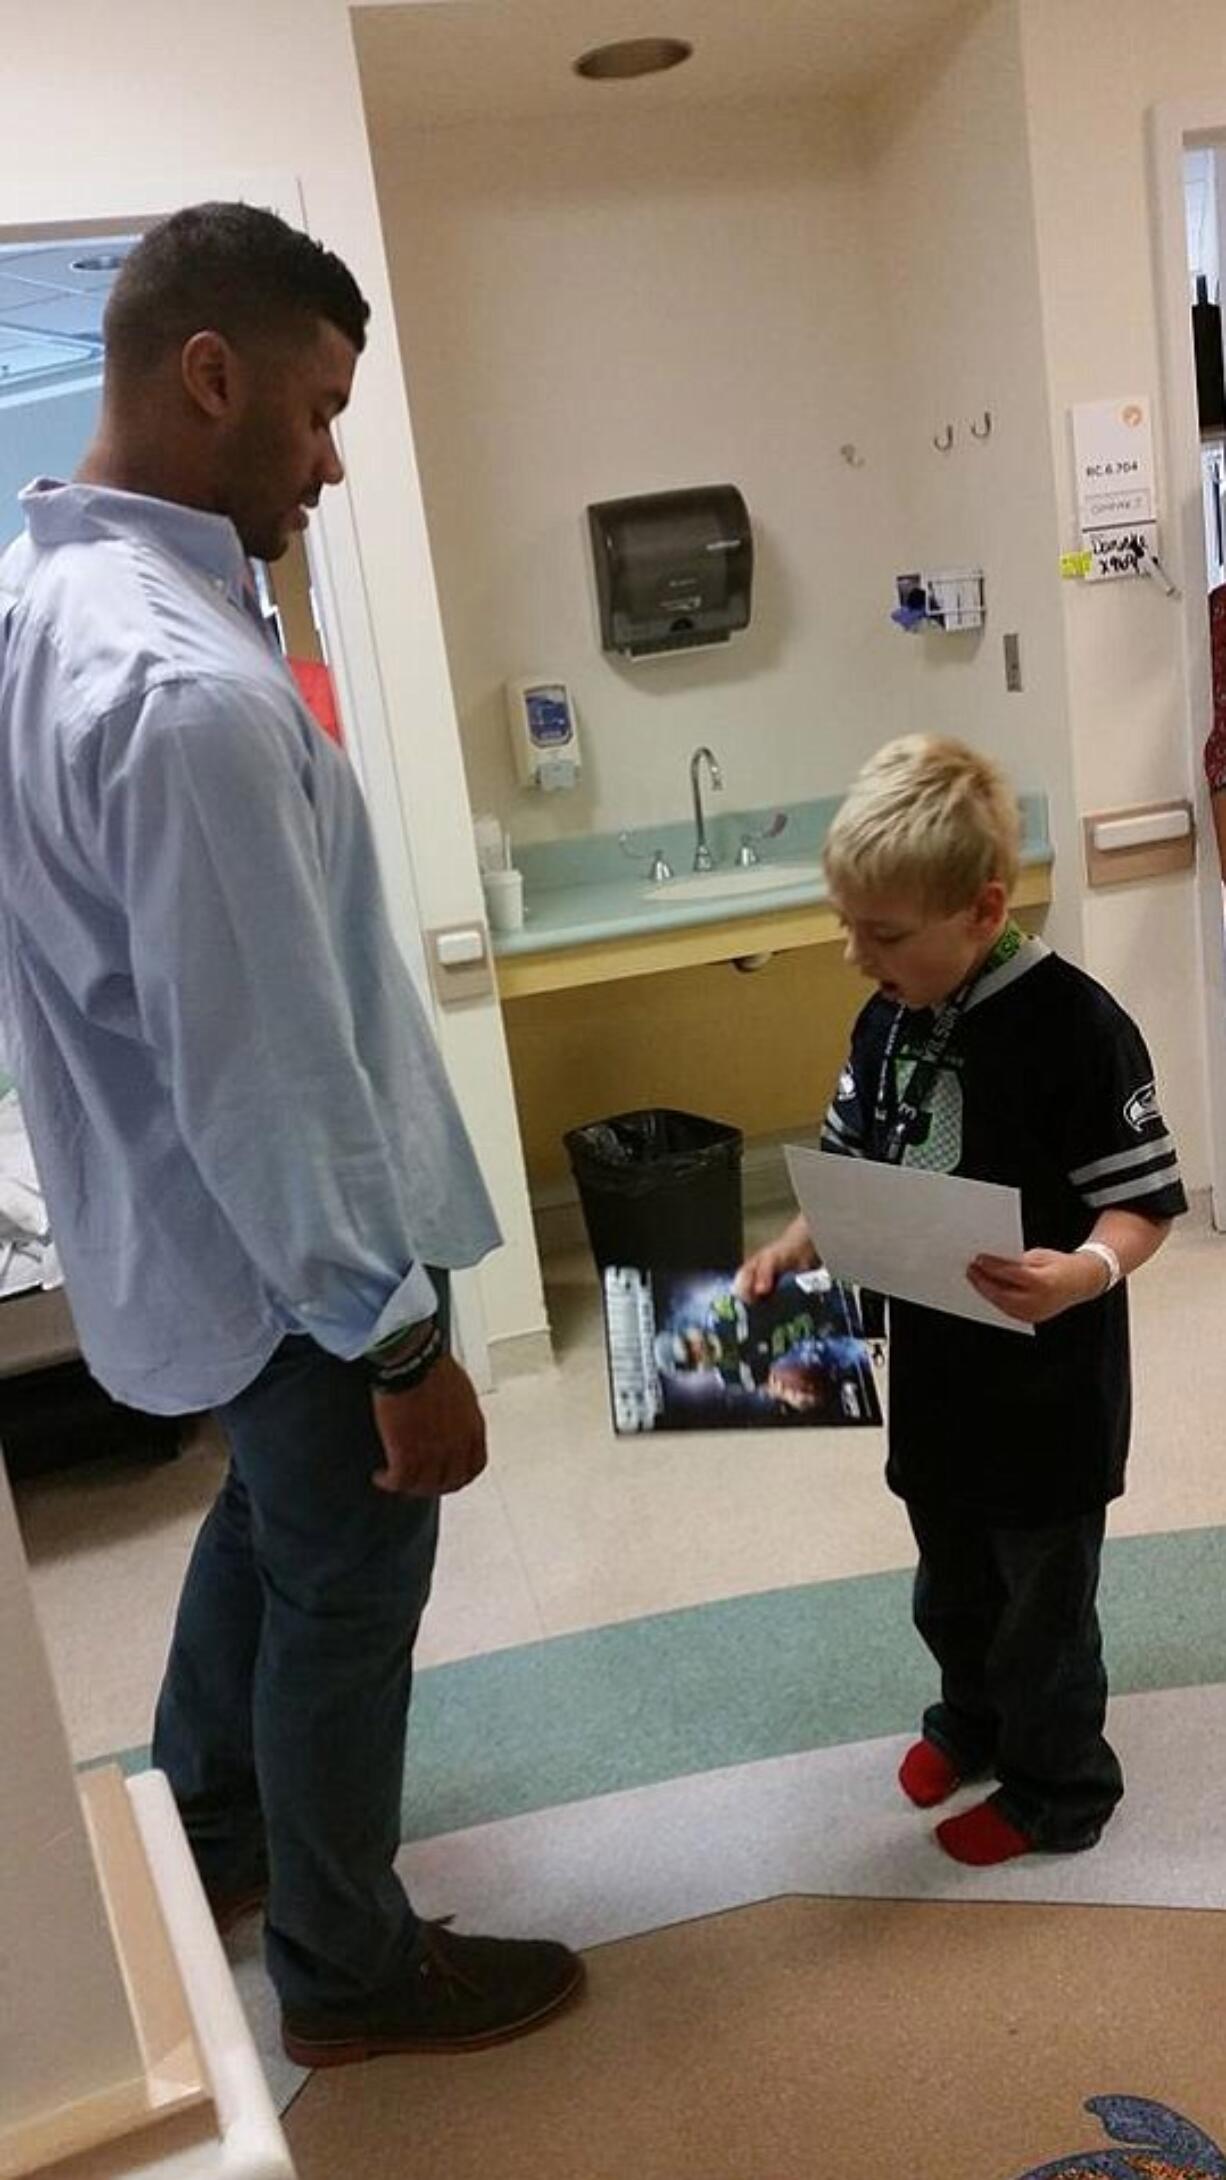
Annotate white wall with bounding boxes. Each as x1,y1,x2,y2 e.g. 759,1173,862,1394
364,97,912,842
863,0,1081,957
1018,0,1226,1187
363,41,1083,958
0,0,544,1346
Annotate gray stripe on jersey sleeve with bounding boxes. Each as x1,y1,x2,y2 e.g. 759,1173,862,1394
1069,1132,1175,1185
820,1107,859,1142
1080,1163,1182,1208
815,1107,863,1159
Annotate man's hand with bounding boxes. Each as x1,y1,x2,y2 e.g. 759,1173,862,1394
966,1246,1107,1325
371,1353,488,1497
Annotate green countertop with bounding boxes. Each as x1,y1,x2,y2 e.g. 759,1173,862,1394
493,793,1052,958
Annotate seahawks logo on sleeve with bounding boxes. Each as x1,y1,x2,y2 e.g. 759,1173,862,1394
1124,1081,1159,1133
1069,1077,1183,1210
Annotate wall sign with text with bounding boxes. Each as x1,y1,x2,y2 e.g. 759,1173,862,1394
1071,396,1158,581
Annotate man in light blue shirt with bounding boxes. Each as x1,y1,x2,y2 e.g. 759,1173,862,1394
0,203,581,2062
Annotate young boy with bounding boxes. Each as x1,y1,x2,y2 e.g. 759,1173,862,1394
739,736,1186,1865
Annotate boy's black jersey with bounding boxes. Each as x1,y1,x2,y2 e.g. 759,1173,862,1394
822,936,1186,1524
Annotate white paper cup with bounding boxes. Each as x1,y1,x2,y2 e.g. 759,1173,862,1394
483,868,525,933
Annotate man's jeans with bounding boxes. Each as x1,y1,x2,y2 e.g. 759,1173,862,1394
152,1289,448,2014
907,1499,1123,1847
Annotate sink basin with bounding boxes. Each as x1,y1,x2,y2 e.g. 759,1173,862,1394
642,860,816,904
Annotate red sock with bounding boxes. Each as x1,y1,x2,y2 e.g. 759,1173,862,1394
898,1738,963,1808
935,1798,1032,1866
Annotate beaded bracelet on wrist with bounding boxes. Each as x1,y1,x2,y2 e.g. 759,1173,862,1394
366,1321,446,1393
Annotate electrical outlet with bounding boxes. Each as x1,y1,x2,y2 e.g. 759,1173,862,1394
1003,632,1022,692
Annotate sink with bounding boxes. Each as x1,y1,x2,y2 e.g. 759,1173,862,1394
642,860,816,904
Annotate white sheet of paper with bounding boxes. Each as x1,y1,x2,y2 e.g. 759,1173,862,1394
785,1145,1033,1337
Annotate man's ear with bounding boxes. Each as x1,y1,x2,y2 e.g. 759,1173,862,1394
180,330,238,421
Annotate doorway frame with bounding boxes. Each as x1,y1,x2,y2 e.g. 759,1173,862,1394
1150,100,1226,1231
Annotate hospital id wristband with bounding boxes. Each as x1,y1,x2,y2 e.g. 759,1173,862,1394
1075,1239,1122,1293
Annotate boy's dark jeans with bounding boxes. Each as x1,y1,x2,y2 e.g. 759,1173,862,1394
152,1279,450,2016
906,1499,1123,1847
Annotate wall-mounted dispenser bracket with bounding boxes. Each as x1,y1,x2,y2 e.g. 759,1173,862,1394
892,567,985,633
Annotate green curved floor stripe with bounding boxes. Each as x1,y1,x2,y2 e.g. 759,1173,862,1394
89,1524,1226,1839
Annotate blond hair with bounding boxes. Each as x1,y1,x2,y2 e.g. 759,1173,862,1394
822,735,1020,913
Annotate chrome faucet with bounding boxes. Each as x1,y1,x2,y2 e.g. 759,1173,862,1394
689,746,723,871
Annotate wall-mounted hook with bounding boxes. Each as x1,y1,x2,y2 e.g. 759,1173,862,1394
839,442,865,468
933,423,954,453
970,410,993,440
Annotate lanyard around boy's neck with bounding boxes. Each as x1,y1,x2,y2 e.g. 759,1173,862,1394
873,919,1021,1166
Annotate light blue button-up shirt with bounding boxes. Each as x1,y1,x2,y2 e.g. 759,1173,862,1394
0,481,499,1414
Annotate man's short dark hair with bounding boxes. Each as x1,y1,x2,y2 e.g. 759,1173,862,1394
104,202,370,371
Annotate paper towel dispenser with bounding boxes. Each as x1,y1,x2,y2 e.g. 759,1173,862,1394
587,483,753,659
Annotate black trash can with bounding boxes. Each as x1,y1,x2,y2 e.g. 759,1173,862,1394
564,1107,744,1274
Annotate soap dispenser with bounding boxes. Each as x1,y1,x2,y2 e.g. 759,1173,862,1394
505,678,582,791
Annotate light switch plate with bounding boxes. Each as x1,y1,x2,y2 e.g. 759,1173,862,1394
425,924,494,1007
1082,801,1195,887
437,927,485,969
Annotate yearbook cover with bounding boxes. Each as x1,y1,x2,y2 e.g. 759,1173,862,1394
601,1265,883,1435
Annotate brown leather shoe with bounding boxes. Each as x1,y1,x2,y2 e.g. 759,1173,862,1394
281,1920,585,2067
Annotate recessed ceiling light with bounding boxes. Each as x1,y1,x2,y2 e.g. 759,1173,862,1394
573,37,693,82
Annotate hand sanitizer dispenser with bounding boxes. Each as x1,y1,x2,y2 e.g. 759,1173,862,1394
505,679,581,791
